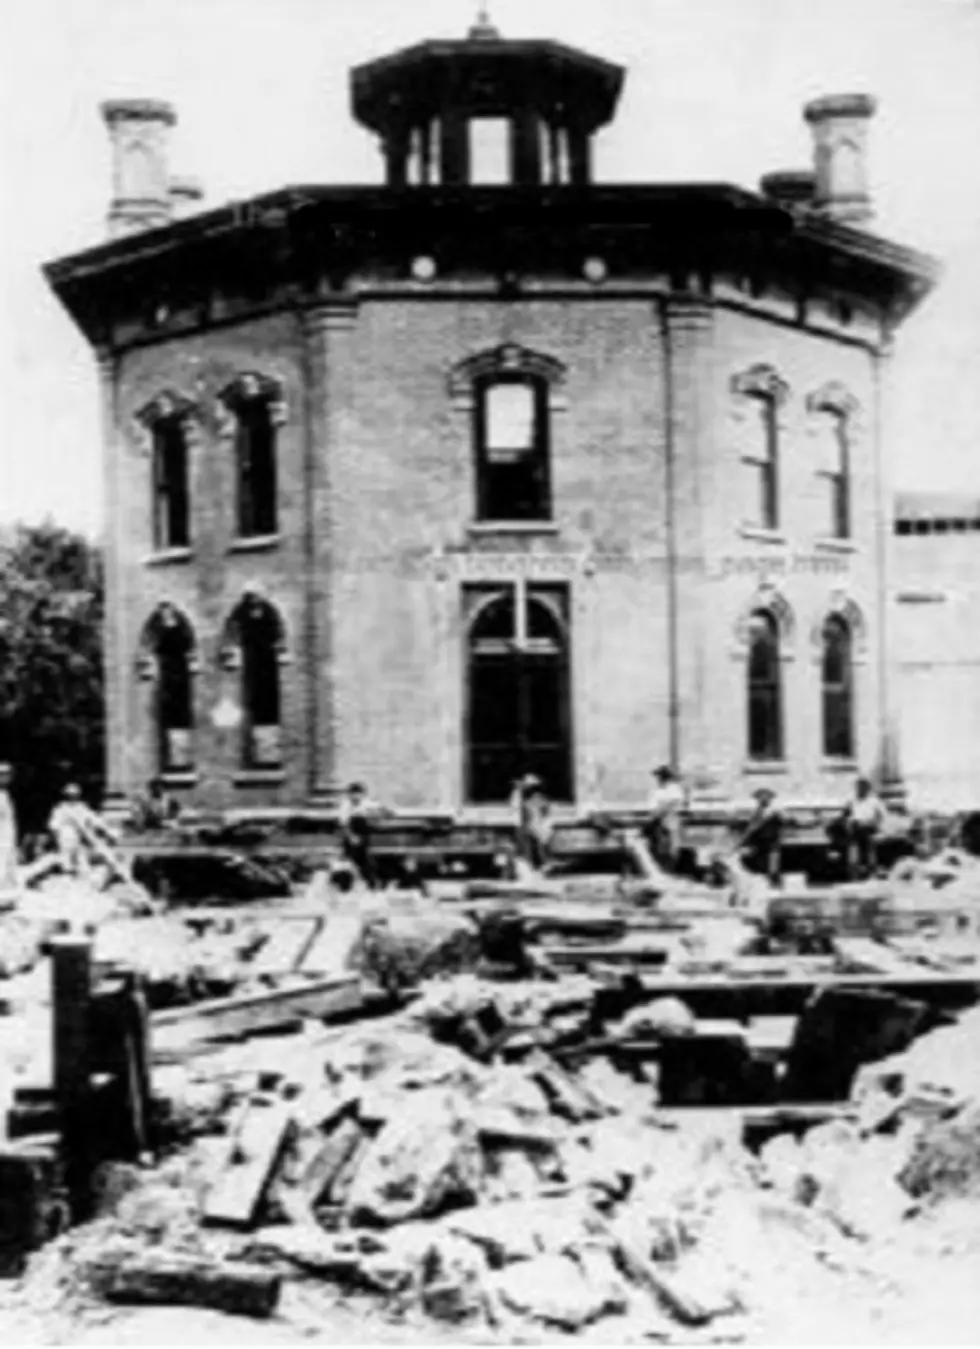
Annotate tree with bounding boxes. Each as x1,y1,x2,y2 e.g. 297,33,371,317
0,523,104,835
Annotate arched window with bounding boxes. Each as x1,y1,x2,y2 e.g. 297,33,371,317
137,393,196,551
139,605,196,773
747,609,783,761
731,365,789,533
465,583,572,803
241,599,283,767
822,615,854,759
475,376,551,522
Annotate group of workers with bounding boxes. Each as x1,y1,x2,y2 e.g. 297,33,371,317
333,765,889,892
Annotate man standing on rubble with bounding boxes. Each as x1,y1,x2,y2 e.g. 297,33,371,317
842,776,886,879
646,765,685,871
48,782,116,878
338,782,390,889
738,786,784,888
512,773,554,871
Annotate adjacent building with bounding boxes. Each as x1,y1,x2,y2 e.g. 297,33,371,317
45,19,938,816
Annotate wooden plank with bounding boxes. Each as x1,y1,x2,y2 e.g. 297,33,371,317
90,1250,281,1318
151,974,365,1059
247,918,321,976
299,1116,365,1208
203,1097,295,1230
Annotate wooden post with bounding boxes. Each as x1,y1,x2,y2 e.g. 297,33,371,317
51,937,95,1221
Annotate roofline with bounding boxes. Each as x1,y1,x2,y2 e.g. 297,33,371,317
44,181,939,291
349,37,625,88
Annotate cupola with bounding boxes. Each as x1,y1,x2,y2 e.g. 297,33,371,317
350,13,624,188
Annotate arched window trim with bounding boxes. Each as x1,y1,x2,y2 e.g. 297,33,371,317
806,380,860,421
136,602,199,680
448,344,568,412
809,593,869,664
215,372,288,434
219,591,290,671
732,584,796,661
730,362,790,406
132,389,202,457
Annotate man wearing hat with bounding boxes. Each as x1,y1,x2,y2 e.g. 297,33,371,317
738,786,784,886
0,764,19,902
338,781,391,889
646,765,685,871
48,782,116,878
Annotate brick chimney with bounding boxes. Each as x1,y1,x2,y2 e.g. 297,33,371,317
101,99,177,239
803,93,877,226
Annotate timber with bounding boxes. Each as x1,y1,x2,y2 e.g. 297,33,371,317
90,1250,281,1318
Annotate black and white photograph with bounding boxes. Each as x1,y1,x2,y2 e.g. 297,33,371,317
1,0,979,1343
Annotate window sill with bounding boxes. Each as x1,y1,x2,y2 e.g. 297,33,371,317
742,761,790,776
814,537,857,554
228,534,280,554
233,769,286,786
737,526,786,546
821,758,858,774
159,771,198,788
144,547,193,567
467,521,560,536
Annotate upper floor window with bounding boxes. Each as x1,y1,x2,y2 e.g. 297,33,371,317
476,377,551,521
808,383,859,541
450,344,565,526
137,392,196,552
151,418,190,550
731,364,789,533
219,374,286,540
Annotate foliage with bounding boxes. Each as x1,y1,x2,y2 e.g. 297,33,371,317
0,522,104,834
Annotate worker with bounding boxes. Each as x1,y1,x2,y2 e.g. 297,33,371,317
131,777,182,832
338,782,389,889
843,776,886,879
738,786,784,888
512,774,553,871
48,783,116,878
646,765,685,871
0,764,19,901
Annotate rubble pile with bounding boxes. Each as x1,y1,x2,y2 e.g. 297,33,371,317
7,972,966,1341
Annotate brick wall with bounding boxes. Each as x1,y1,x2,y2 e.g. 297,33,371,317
106,286,887,813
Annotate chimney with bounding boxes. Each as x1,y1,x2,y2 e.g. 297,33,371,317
803,93,877,226
101,99,177,239
169,175,205,220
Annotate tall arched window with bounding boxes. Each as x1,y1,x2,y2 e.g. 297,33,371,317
465,583,572,803
822,615,854,759
223,595,286,769
139,605,196,774
747,609,783,761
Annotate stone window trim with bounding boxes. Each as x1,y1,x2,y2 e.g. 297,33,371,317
143,546,194,567
227,534,281,555
731,584,797,662
135,601,200,681
215,372,288,434
218,589,291,672
730,363,791,407
448,343,569,413
233,769,288,787
809,593,869,664
807,381,859,542
159,771,199,788
131,389,203,455
466,521,561,538
805,380,860,421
